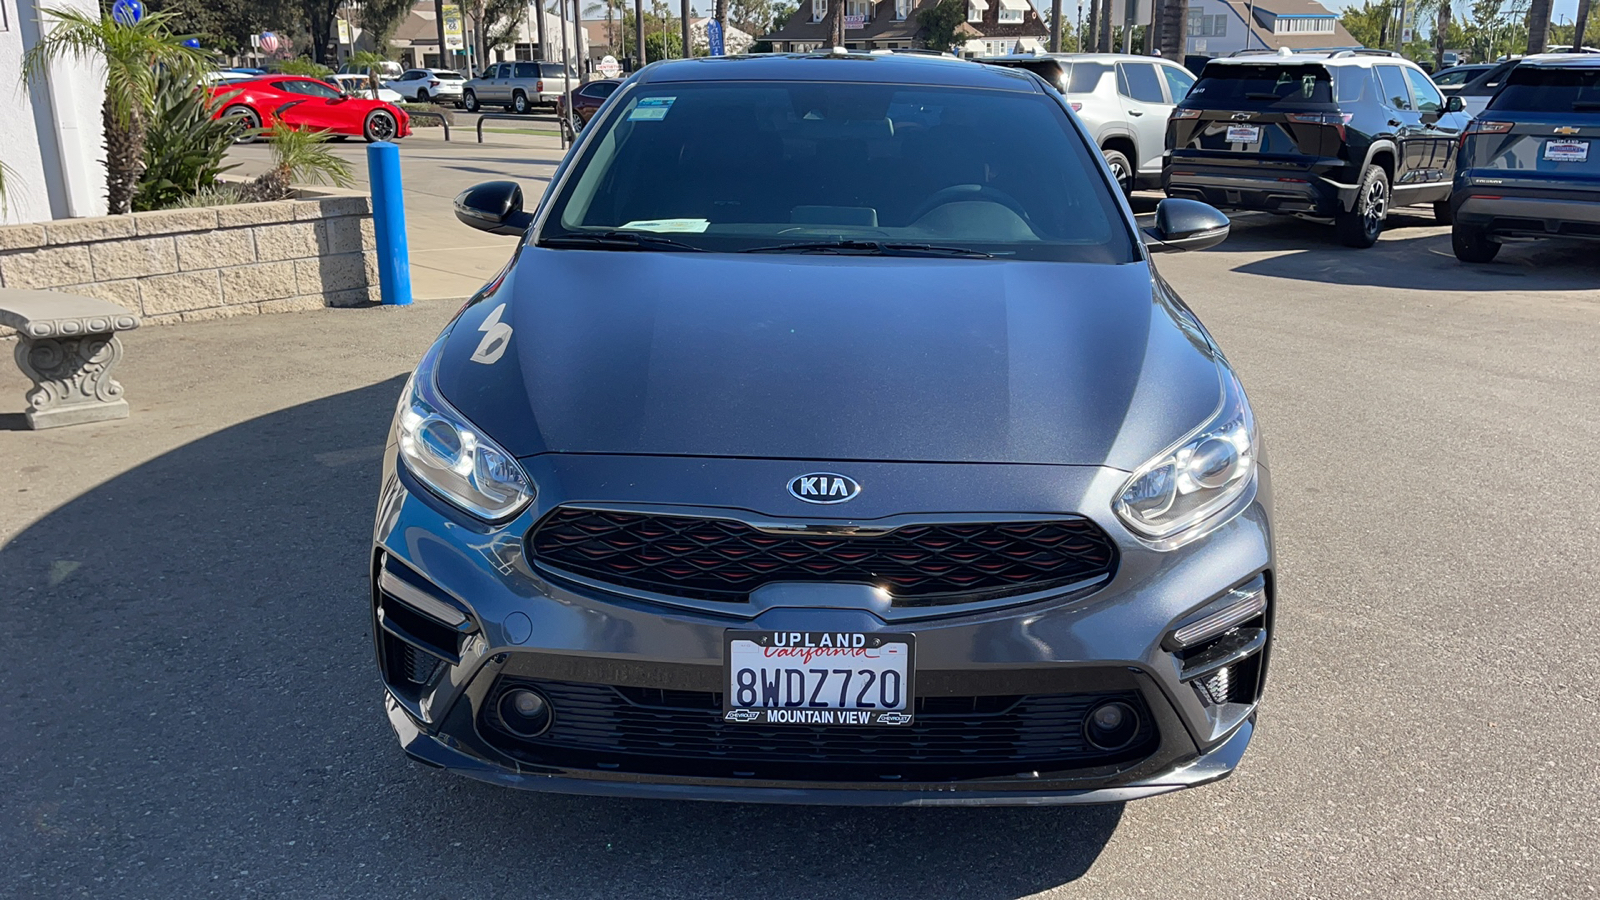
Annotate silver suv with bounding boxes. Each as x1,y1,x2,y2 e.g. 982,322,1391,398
462,61,574,114
981,53,1197,194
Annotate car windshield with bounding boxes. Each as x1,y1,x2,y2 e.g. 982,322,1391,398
1185,63,1349,108
1489,65,1600,111
537,81,1135,263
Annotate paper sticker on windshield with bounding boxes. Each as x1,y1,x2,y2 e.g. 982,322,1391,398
620,218,709,233
628,97,675,121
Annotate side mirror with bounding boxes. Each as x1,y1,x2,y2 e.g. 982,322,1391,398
1143,198,1230,253
1445,95,1465,113
454,181,535,236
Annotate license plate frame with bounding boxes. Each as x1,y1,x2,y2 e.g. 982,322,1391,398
1544,139,1590,163
1226,124,1262,144
722,631,916,727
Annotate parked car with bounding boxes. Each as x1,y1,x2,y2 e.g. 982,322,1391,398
1455,58,1521,116
380,51,1272,807
387,68,467,105
1432,63,1494,93
208,75,411,142
554,78,621,136
462,60,573,113
981,52,1198,194
338,60,403,81
327,73,405,105
1165,49,1468,247
1449,55,1600,262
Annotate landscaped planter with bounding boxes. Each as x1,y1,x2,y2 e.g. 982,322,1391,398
0,191,378,337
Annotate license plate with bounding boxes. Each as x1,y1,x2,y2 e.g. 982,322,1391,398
1545,139,1589,162
724,631,914,726
1226,125,1261,144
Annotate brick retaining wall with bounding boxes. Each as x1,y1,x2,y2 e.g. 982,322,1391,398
0,193,378,334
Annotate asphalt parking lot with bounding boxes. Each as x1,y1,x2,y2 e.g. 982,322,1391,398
3,135,1599,899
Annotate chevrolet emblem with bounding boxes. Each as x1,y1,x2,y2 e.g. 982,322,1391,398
1555,126,1581,135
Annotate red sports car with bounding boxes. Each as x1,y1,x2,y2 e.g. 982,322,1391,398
208,75,411,143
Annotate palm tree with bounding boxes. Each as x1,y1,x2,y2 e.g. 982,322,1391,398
241,120,356,203
1434,0,1451,71
1575,0,1592,48
1525,0,1551,52
21,7,208,215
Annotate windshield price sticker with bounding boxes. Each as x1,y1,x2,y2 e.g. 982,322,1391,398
628,96,676,121
1226,125,1261,144
1544,140,1589,163
724,631,915,726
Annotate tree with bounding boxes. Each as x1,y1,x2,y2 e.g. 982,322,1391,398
354,0,413,53
1575,0,1591,47
21,7,209,215
829,0,845,45
1525,0,1550,51
145,0,302,55
1096,0,1112,50
917,0,965,50
1434,0,1451,69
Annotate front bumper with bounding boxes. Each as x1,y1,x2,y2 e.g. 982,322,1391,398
371,450,1275,805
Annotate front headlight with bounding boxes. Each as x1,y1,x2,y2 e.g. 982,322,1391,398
1114,365,1256,543
394,336,534,521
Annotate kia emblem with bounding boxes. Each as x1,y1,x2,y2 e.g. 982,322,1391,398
788,473,861,505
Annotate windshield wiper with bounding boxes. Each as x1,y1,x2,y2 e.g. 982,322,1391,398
741,240,995,258
1245,92,1286,101
1572,100,1600,110
539,231,706,252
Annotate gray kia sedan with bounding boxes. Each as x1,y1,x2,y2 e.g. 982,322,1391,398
372,51,1273,805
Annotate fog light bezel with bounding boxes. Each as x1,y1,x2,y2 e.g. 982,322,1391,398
1083,700,1140,751
497,687,554,737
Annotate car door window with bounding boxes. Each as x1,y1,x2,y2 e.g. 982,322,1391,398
1117,63,1166,103
1160,65,1195,103
580,82,617,99
281,79,341,99
1403,67,1443,113
494,64,512,79
1376,66,1413,110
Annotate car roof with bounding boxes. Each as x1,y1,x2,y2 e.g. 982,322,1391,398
1207,48,1422,69
632,51,1041,91
1517,53,1600,68
979,52,1183,64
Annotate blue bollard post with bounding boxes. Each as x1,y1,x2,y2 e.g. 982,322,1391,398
366,141,412,306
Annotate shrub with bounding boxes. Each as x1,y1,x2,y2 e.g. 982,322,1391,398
134,69,244,211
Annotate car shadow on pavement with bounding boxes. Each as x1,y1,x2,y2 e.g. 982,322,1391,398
1188,210,1600,292
0,378,1121,899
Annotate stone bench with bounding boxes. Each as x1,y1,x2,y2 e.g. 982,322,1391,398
0,289,140,429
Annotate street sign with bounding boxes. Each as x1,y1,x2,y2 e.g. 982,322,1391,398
707,19,725,55
110,0,143,26
337,17,352,45
598,54,621,77
442,3,465,51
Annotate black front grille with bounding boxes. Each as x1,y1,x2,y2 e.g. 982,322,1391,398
479,678,1156,782
529,508,1118,606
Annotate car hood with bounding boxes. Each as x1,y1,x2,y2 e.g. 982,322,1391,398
434,248,1223,470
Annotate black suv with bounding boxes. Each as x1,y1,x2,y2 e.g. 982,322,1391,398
1165,50,1469,247
1450,55,1600,262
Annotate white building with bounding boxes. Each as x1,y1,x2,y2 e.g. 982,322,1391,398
0,0,107,225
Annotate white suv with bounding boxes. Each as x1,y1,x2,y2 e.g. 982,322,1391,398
980,52,1198,194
